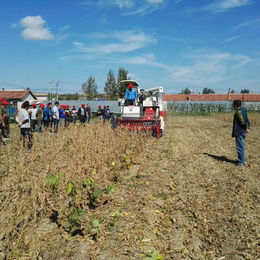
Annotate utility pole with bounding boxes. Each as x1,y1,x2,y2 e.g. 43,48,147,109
55,81,59,100
49,81,52,100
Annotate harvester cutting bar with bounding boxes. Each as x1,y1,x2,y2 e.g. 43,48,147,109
116,118,162,138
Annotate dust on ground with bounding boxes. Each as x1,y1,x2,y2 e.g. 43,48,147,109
0,114,259,260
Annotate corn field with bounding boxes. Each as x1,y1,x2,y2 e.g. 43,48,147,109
168,101,260,114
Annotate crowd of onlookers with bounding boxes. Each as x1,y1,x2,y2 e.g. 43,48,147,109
0,99,111,149
0,84,137,148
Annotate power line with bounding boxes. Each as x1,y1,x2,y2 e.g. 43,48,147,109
0,81,24,89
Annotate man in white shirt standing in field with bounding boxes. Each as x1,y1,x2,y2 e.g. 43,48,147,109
52,101,60,133
19,101,33,149
29,103,38,132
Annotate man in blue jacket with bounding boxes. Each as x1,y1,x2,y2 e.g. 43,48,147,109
125,84,137,106
232,100,250,166
43,103,53,130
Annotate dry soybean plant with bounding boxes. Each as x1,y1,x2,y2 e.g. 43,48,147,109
0,122,153,259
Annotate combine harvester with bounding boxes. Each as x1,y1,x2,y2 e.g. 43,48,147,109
112,80,167,138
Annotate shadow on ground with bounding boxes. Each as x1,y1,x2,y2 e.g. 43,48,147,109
204,153,236,164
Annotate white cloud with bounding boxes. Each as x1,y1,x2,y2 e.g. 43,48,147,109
73,42,145,54
91,30,156,44
121,54,169,69
233,17,260,30
223,35,240,43
114,0,134,8
21,28,54,41
19,16,54,40
209,0,251,12
146,0,164,4
59,25,71,31
216,0,250,10
114,51,254,87
123,6,156,15
79,0,164,15
74,30,156,54
123,54,157,65
167,51,254,85
187,0,251,14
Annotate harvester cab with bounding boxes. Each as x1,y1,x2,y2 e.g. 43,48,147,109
113,80,167,138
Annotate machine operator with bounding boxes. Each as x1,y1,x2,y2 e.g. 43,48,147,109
125,84,137,106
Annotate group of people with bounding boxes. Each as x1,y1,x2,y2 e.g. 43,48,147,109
15,101,112,149
0,91,252,167
41,102,92,133
96,105,110,122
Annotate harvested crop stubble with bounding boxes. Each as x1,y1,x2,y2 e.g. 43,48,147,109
0,113,259,260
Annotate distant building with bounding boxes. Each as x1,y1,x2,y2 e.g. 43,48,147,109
0,88,37,108
34,92,48,101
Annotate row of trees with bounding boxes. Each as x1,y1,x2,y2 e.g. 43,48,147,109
181,88,250,94
59,69,252,100
181,88,215,94
81,67,130,100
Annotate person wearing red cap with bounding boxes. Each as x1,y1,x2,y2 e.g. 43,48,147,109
36,103,44,132
0,99,10,141
78,104,86,124
125,84,137,105
64,105,71,128
97,105,103,121
71,105,78,124
102,105,107,123
58,105,65,128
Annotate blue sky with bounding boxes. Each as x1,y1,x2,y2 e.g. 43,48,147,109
0,0,260,94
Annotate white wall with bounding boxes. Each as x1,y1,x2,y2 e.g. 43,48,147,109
22,93,37,103
17,93,37,109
